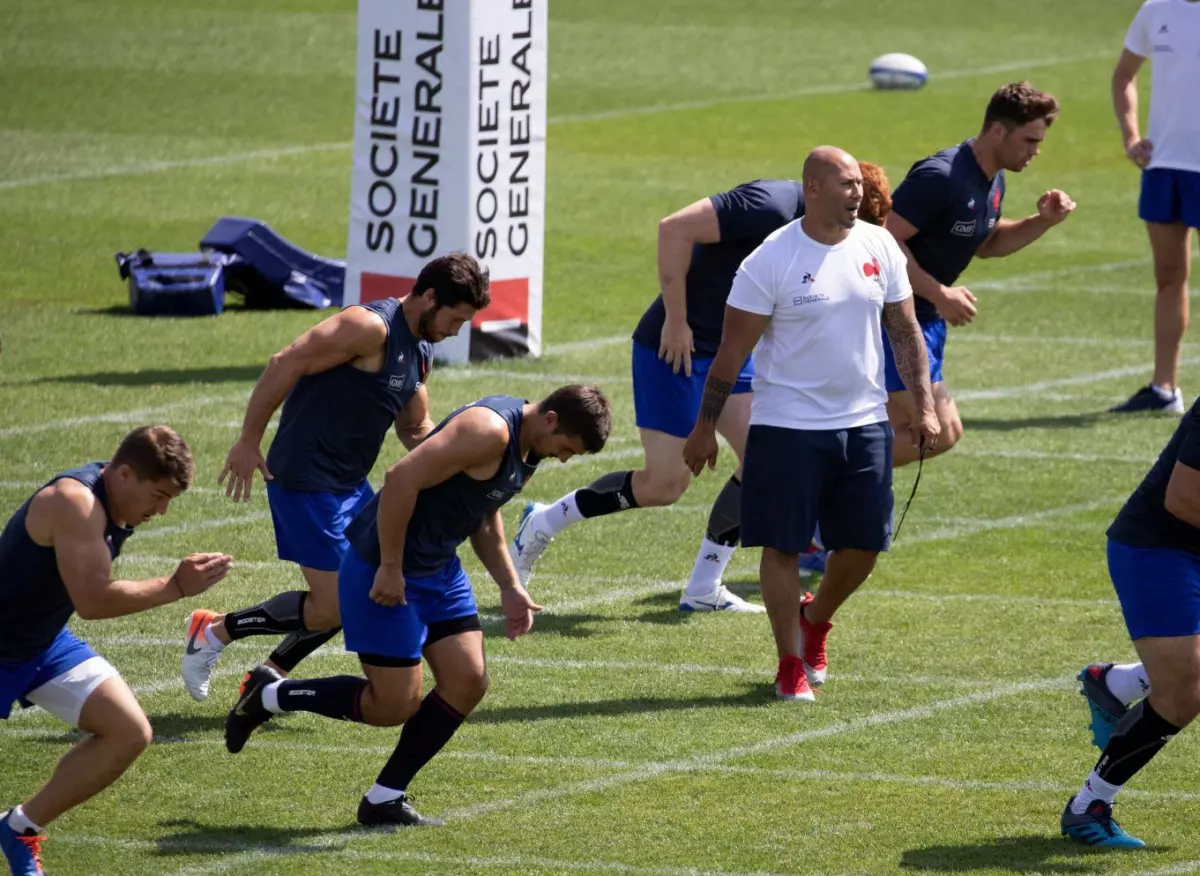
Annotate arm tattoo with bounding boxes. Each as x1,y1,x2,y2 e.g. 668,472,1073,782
699,376,735,425
882,302,933,403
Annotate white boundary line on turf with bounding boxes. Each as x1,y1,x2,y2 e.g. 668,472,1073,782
971,258,1147,292
0,394,242,439
133,511,270,541
437,677,1068,821
0,53,1108,192
956,358,1200,402
11,728,1199,806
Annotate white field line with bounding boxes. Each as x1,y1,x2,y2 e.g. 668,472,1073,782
957,448,1155,466
133,511,270,541
0,394,241,438
10,726,1199,806
0,53,1107,192
545,335,629,355
902,497,1123,545
47,832,794,876
1132,863,1200,876
956,358,1200,402
433,369,627,384
437,677,1067,821
972,258,1147,292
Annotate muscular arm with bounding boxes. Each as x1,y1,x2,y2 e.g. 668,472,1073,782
1112,49,1146,153
394,384,436,451
658,197,721,325
375,408,509,569
470,509,520,591
881,297,934,414
38,482,182,620
238,307,389,446
974,216,1054,259
695,305,770,428
884,213,946,307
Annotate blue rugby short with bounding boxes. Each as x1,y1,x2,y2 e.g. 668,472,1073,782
266,479,375,572
1108,538,1200,640
631,341,754,438
883,317,946,393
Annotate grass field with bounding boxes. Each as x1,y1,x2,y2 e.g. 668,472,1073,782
3,0,1200,873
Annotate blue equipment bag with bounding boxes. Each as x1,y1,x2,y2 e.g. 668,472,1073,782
115,250,226,316
200,217,345,310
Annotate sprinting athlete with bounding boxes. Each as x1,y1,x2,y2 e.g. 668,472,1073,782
509,164,895,610
222,387,611,827
1,426,231,875
181,253,489,704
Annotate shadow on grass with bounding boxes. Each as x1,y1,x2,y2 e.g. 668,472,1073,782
899,834,1161,873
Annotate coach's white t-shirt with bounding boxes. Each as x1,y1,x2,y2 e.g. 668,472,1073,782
1125,0,1200,173
727,218,912,431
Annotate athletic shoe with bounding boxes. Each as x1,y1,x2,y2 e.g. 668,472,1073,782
1110,385,1184,414
225,665,281,754
357,794,445,827
182,609,223,702
679,585,766,613
1079,664,1129,750
0,811,45,876
798,546,828,577
775,655,815,702
798,593,831,686
509,502,554,587
1061,796,1145,849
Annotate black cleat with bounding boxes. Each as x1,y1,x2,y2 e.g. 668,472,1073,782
224,665,281,754
357,794,445,827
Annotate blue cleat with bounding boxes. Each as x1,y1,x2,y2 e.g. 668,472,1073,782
0,811,46,875
1078,664,1128,750
798,549,827,577
1061,796,1145,849
1110,385,1184,414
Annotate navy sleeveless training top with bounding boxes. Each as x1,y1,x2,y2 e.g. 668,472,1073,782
0,463,133,661
266,299,433,493
346,395,538,577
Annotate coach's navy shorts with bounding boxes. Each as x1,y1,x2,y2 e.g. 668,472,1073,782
1139,168,1200,228
1108,538,1200,640
631,341,754,438
741,422,894,554
883,317,946,393
338,548,481,666
266,479,375,572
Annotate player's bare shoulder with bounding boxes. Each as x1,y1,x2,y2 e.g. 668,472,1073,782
26,477,104,546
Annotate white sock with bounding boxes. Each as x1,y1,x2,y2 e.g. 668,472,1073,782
1105,663,1151,705
6,806,41,835
686,539,737,597
204,625,226,651
1151,383,1175,401
261,681,283,714
365,783,404,805
1071,770,1121,814
545,493,586,535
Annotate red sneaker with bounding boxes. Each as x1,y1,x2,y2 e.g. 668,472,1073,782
798,593,831,686
775,655,815,701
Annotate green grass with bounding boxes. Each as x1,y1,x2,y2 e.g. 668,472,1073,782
4,0,1200,873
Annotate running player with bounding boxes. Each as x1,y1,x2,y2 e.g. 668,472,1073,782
508,164,895,610
1060,395,1200,848
222,386,611,827
884,81,1075,465
1,426,231,875
180,253,490,703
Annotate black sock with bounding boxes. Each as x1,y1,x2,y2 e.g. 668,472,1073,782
573,471,640,518
1094,698,1180,786
705,475,742,546
268,627,342,673
274,675,367,723
375,690,465,792
224,591,307,640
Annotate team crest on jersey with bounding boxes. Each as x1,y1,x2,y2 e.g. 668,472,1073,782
992,188,1001,211
862,258,884,287
967,198,976,210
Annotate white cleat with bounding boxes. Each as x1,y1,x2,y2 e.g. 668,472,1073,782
679,586,767,613
182,609,223,701
509,502,555,587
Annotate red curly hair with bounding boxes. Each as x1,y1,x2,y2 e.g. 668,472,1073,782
857,161,892,226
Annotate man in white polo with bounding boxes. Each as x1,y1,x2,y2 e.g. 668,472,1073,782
1110,0,1200,414
683,146,940,701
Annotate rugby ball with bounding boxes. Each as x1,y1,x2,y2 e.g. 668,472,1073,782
869,53,928,91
